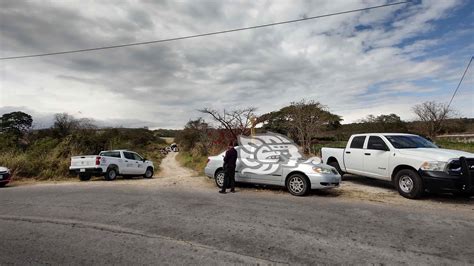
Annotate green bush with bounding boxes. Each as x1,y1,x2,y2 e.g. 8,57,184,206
434,139,474,153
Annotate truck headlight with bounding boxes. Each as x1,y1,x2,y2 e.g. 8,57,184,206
420,161,447,171
312,166,333,174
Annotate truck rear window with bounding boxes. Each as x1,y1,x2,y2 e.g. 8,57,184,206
350,136,366,149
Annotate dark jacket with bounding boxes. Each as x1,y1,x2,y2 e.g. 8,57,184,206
223,147,237,169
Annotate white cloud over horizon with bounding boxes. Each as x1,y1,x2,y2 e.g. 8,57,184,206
1,0,473,129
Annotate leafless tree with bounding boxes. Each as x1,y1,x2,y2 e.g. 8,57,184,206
198,107,256,140
412,101,455,138
284,99,339,154
53,113,96,137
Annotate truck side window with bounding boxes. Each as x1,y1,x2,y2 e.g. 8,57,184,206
100,151,120,158
367,136,389,150
132,153,143,161
350,136,365,149
123,152,135,160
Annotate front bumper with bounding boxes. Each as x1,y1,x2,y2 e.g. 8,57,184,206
0,172,12,184
308,173,341,189
420,157,473,193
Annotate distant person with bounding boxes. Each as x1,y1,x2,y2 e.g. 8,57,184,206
219,140,238,194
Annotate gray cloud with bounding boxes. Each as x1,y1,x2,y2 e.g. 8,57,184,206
0,0,472,128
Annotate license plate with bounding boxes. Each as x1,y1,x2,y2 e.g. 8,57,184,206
0,175,3,180
80,169,85,172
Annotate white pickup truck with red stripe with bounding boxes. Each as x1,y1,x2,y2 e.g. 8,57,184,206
69,150,154,181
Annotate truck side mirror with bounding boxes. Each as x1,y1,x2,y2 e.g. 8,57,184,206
372,143,389,151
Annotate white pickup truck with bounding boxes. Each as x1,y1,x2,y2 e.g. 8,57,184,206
322,133,473,199
69,150,154,181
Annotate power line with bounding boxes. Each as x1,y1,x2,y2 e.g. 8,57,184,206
447,56,473,110
0,1,408,60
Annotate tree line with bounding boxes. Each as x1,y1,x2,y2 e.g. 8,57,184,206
176,99,465,156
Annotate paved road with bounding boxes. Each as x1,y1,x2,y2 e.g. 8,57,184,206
1,154,473,264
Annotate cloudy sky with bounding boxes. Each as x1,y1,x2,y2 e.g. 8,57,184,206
0,0,473,129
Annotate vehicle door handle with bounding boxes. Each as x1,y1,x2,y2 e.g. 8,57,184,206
364,153,371,156
125,160,128,162
345,151,351,154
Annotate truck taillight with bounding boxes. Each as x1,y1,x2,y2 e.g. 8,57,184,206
96,156,101,165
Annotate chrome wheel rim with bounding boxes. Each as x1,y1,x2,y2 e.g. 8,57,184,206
289,176,304,194
399,175,414,193
216,172,224,187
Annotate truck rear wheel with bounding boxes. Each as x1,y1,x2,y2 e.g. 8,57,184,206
395,169,423,199
79,173,91,181
105,168,118,181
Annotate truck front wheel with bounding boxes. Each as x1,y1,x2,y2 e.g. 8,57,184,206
143,167,154,179
395,169,423,199
105,168,118,181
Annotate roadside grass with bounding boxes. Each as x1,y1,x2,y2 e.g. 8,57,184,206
176,151,207,175
434,139,474,153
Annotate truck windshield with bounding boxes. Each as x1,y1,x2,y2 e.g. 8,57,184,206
384,135,438,149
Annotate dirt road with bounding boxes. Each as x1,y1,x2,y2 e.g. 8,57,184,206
1,152,473,264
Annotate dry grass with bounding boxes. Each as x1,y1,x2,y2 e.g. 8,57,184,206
175,151,208,175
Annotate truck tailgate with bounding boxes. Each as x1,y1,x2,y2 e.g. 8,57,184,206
70,155,97,168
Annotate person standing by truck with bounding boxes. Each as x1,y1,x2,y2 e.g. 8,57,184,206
219,141,238,194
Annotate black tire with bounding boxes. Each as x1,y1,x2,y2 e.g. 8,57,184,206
0,182,6,187
328,160,344,176
105,167,118,181
286,174,310,196
394,169,424,199
79,173,91,181
214,169,225,188
143,167,154,179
